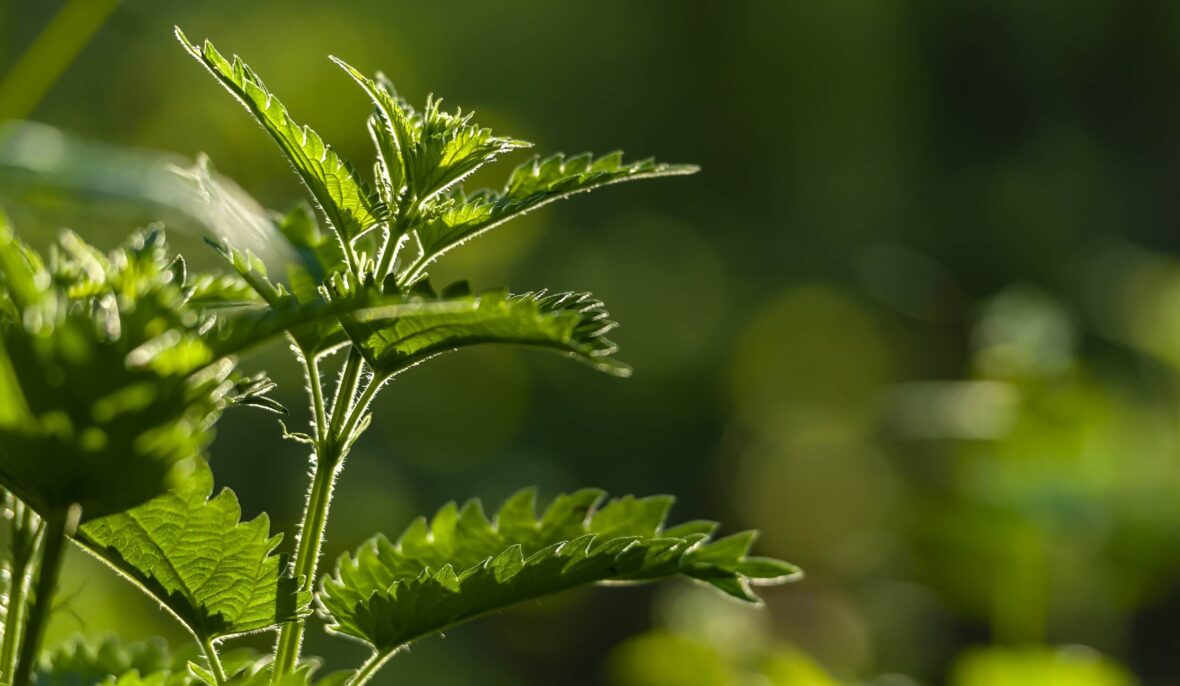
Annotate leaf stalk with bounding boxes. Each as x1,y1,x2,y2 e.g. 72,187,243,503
346,648,399,686
0,501,39,682
13,505,79,686
273,347,371,680
201,637,228,686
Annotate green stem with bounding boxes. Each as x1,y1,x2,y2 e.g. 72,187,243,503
401,258,428,289
337,374,384,445
376,193,419,282
0,504,37,682
273,349,366,681
271,449,338,679
346,649,399,686
201,637,227,686
328,349,364,441
13,506,77,686
304,351,328,441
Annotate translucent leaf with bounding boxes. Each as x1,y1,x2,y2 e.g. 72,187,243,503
333,58,529,207
187,656,317,686
342,286,630,377
176,31,384,253
273,202,348,301
75,460,310,641
319,489,799,656
404,152,697,278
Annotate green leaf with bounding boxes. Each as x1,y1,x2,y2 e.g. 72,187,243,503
319,489,799,656
36,635,193,686
274,202,348,301
185,272,264,310
333,58,529,208
176,30,384,256
74,460,310,642
37,636,288,686
186,656,317,686
404,152,698,279
0,227,236,518
343,286,630,377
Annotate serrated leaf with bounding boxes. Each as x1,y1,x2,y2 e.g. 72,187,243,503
129,264,502,374
36,635,194,686
342,287,630,377
404,152,697,278
38,636,280,686
333,58,529,209
176,30,383,256
274,201,348,301
0,227,236,518
319,489,799,656
74,460,310,641
186,655,316,686
185,272,264,310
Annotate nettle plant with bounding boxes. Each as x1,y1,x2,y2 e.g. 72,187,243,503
0,30,801,686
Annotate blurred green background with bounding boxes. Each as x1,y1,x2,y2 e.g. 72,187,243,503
5,1,1180,684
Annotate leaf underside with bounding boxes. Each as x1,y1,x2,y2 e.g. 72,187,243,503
320,489,799,654
75,460,309,642
344,285,630,377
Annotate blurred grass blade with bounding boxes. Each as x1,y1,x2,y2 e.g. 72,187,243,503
0,0,121,120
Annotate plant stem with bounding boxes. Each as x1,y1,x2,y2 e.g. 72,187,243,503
271,447,339,679
304,351,328,441
13,505,77,686
201,637,228,685
346,649,399,686
0,551,29,681
273,349,367,681
327,349,364,441
400,251,435,288
376,192,419,281
0,503,38,682
337,373,384,444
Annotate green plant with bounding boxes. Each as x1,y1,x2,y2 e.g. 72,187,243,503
0,29,800,686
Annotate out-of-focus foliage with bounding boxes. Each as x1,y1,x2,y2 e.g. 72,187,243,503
607,586,840,686
951,647,1139,686
36,635,191,686
0,222,232,519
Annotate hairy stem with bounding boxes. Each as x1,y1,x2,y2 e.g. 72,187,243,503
337,373,384,444
327,349,364,441
201,637,228,685
304,351,328,441
272,449,338,679
375,193,419,281
346,648,399,686
13,505,77,686
273,348,367,680
0,503,38,682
